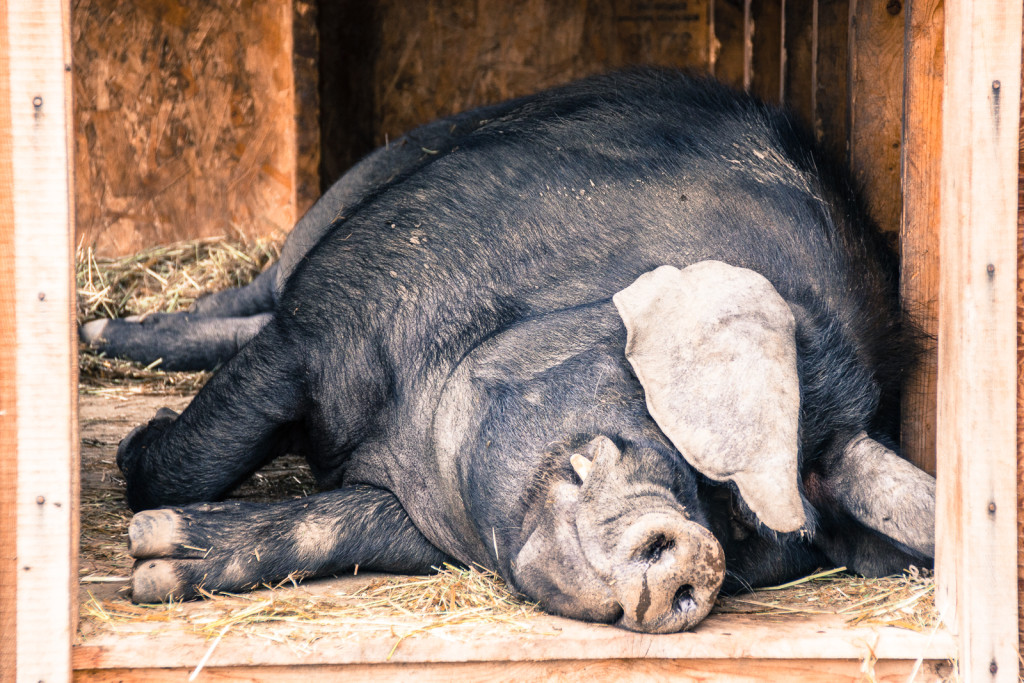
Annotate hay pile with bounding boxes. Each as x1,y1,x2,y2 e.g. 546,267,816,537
716,566,939,632
76,237,280,394
82,565,547,658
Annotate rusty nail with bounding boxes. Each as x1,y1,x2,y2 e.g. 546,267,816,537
986,264,995,275
37,292,46,301
988,502,996,514
990,661,998,675
36,496,45,505
992,80,1001,91
32,96,42,108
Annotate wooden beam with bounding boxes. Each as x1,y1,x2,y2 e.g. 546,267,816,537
935,0,1022,679
72,659,955,683
5,1,77,681
899,0,943,476
0,0,17,679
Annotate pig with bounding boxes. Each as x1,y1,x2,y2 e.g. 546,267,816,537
113,68,935,634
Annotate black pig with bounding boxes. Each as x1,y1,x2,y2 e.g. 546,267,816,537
113,69,935,634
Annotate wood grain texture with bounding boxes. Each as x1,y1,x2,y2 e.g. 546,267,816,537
73,586,956,670
813,0,849,165
8,1,77,681
713,0,748,90
321,0,716,184
899,0,943,476
749,0,782,103
781,0,814,126
73,659,955,683
72,0,301,256
935,0,1023,680
0,0,16,679
292,0,319,215
848,0,905,237
1017,11,1024,669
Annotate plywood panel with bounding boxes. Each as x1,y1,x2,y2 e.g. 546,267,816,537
936,0,1022,680
73,0,306,256
848,0,905,237
899,0,943,476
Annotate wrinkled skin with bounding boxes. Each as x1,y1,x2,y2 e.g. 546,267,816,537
110,69,933,633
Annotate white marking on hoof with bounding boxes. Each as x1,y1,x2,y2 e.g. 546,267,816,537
128,509,183,559
79,319,109,344
131,559,184,603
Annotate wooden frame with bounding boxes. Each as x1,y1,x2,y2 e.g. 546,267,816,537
0,1,77,682
934,0,1022,679
1,0,1020,680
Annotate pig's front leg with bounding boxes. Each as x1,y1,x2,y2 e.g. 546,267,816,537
128,485,452,602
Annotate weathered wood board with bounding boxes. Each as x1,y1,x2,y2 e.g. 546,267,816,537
72,0,318,256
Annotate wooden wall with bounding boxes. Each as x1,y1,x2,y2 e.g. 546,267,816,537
72,0,319,256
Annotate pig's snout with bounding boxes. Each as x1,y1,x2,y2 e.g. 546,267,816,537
612,514,724,633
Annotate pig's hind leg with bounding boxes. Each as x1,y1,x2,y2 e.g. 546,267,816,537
128,486,452,602
79,263,278,371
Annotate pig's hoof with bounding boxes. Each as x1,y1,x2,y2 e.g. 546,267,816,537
131,559,186,603
79,318,110,345
126,502,269,603
116,408,180,483
128,509,183,558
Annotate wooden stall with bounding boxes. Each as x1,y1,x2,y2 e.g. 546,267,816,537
1,0,1021,680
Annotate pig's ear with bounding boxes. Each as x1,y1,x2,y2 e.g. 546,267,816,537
612,262,805,533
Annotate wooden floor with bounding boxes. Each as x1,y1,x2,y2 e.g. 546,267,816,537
74,392,958,682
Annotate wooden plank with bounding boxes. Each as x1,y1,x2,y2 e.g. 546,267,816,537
0,0,17,679
781,0,814,126
749,0,782,102
7,1,77,681
72,659,955,683
72,577,956,670
72,0,301,255
1019,11,1024,663
292,0,320,208
899,0,943,476
935,0,1023,679
848,0,905,237
713,0,748,90
813,0,849,164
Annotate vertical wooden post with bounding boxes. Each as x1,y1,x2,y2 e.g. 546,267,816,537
0,0,16,679
899,0,943,475
936,0,1022,680
2,1,77,681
